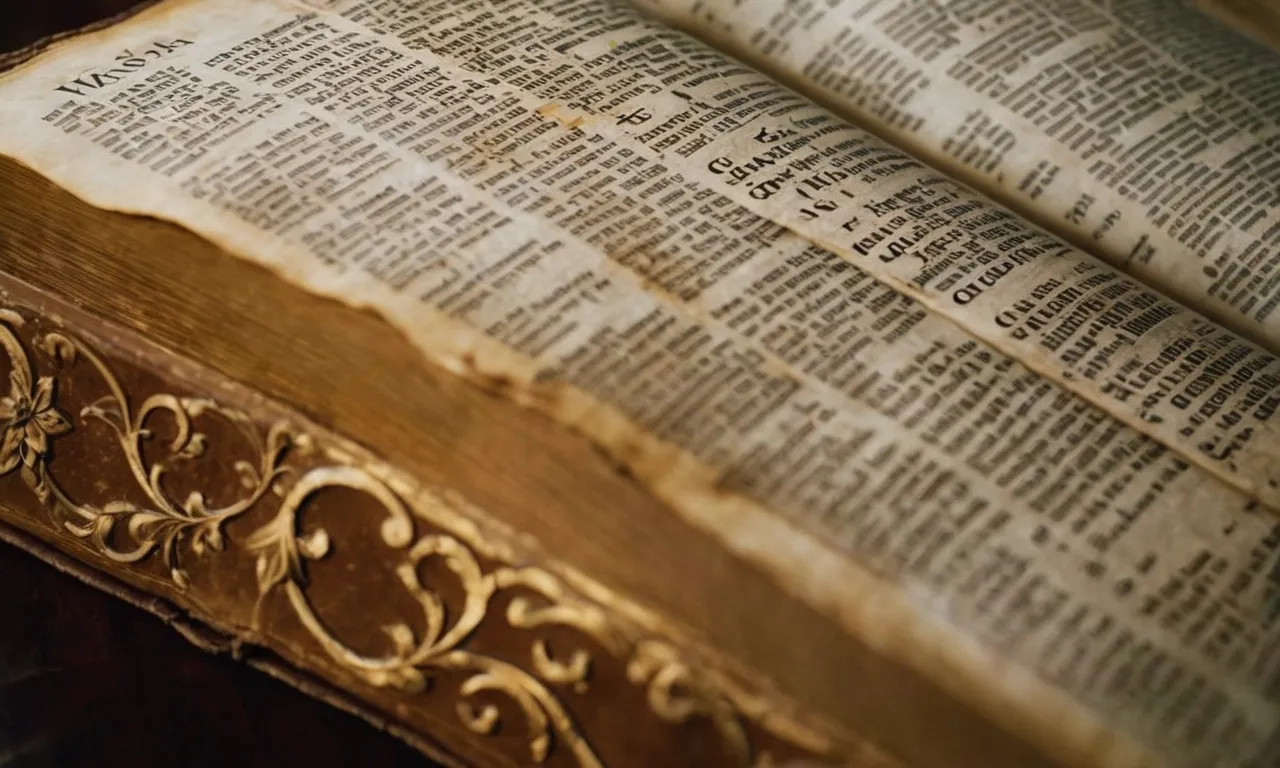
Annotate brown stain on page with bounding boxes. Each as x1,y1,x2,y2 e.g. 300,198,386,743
536,102,589,130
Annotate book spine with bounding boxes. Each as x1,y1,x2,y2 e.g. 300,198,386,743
0,272,879,768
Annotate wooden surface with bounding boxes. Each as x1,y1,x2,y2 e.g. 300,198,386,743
3,0,136,42
0,538,436,768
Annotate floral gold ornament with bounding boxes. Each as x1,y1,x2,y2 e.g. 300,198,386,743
0,309,71,506
0,307,837,768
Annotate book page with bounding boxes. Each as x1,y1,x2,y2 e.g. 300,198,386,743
641,0,1280,358
2,1,1280,766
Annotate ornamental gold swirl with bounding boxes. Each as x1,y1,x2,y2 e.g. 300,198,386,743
0,309,832,767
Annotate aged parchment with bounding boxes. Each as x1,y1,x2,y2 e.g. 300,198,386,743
646,0,1280,356
2,1,1280,766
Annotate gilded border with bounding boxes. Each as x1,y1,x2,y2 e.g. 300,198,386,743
0,304,851,767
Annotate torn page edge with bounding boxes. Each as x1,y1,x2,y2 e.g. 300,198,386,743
0,138,1157,768
0,5,1165,766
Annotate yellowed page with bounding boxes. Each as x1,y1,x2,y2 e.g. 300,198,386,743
2,2,1280,766
644,0,1280,359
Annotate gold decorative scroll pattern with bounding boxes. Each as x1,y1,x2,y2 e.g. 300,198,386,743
0,308,831,767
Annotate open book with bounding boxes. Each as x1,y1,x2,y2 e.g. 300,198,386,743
2,0,1280,766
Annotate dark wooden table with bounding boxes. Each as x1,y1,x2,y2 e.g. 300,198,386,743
0,539,435,767
5,2,152,49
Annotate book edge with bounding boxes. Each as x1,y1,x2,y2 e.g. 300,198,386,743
0,270,868,768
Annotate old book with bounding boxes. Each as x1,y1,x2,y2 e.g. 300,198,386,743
1,1,1279,766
